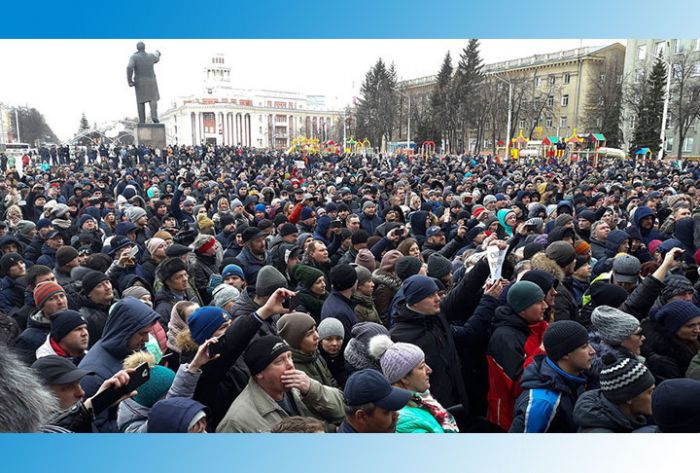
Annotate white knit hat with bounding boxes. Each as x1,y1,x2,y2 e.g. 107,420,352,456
369,334,425,384
591,305,640,345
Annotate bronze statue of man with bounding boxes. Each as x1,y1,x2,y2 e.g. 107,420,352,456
127,42,161,124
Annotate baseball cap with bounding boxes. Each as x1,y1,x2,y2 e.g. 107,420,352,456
344,369,412,411
426,226,444,238
612,254,641,284
31,356,93,385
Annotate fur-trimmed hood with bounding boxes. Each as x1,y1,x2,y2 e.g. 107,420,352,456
531,252,565,282
372,270,402,291
176,329,200,354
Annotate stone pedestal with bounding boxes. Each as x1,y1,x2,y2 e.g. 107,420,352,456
136,123,166,148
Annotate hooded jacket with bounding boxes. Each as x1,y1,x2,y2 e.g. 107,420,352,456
573,389,649,433
147,397,207,433
13,310,52,364
641,316,697,382
78,298,159,432
632,206,664,245
510,355,588,433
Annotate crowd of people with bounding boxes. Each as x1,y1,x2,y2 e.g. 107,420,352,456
1,142,700,433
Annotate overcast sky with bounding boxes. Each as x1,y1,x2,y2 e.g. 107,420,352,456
0,39,623,141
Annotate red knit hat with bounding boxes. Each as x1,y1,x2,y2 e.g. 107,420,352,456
34,281,65,308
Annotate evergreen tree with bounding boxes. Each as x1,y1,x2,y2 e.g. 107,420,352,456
632,58,667,154
454,39,484,152
79,113,90,132
355,59,398,148
430,52,457,152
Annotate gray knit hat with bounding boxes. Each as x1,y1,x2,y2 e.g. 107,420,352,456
317,318,344,341
125,206,147,223
600,355,655,404
661,275,694,303
212,284,240,309
591,305,640,345
369,334,425,384
427,253,452,279
545,241,576,268
354,265,373,286
122,286,151,301
395,256,422,281
255,266,288,297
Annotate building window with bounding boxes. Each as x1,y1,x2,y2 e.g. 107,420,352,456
519,119,525,129
563,73,571,84
692,64,700,77
535,77,541,87
638,44,647,60
596,117,603,129
634,69,645,84
666,137,674,151
675,40,683,53
683,137,694,152
561,95,569,107
656,42,666,57
549,75,556,85
696,39,700,51
560,116,568,128
545,118,553,128
547,95,554,107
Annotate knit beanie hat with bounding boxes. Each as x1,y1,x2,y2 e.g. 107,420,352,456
280,223,298,237
158,257,188,283
507,281,545,313
355,249,376,272
256,266,288,297
355,265,373,286
187,306,230,345
291,264,325,290
653,300,700,335
578,210,596,223
427,253,452,279
146,238,166,256
351,230,369,245
661,275,694,303
15,220,35,236
197,214,215,231
0,253,23,277
34,281,66,309
55,246,79,268
369,334,425,384
82,270,110,296
591,306,640,345
554,213,574,228
317,318,344,341
123,286,151,301
574,240,591,256
50,310,87,342
395,256,422,281
589,281,628,308
244,335,291,375
545,241,576,268
652,378,700,432
523,242,546,260
600,354,655,404
212,284,240,309
543,320,589,361
125,206,147,223
222,264,245,280
300,207,314,220
277,312,316,349
521,269,558,294
379,250,403,273
403,275,439,306
330,264,358,291
133,365,176,408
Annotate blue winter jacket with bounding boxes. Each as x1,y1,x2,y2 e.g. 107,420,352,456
509,355,588,433
78,298,159,432
320,291,357,340
0,275,25,314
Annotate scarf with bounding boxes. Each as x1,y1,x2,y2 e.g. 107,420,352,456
408,391,459,433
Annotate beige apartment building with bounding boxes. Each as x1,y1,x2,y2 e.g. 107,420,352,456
397,43,625,151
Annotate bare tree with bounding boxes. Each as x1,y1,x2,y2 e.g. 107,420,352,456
669,51,700,159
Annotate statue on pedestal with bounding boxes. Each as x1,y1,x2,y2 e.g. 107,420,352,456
127,42,161,124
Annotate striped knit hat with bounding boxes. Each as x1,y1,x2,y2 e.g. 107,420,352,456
599,354,655,404
34,281,66,309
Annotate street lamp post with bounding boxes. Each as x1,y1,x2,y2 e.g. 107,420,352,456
493,74,513,162
397,88,411,156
